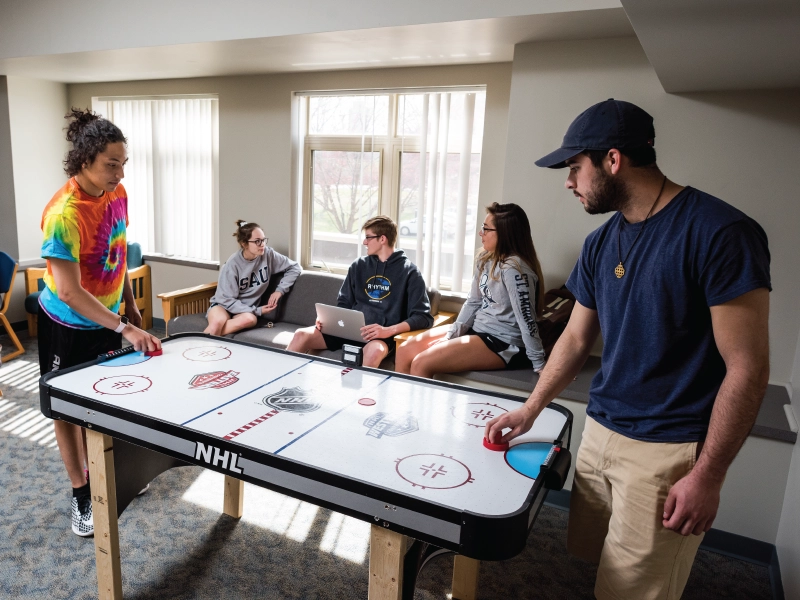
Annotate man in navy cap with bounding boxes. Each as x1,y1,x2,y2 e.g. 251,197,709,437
486,99,771,599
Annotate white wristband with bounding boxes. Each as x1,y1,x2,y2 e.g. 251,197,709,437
113,318,127,333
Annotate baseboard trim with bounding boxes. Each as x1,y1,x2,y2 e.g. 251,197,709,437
543,488,784,600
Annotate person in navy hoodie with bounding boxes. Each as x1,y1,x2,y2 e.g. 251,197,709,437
287,216,432,368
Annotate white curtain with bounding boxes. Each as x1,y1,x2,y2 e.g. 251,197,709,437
107,98,217,261
407,91,480,293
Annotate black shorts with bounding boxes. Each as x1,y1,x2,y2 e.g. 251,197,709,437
38,308,122,376
321,333,396,355
467,328,532,370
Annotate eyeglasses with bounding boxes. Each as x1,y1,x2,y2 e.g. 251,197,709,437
248,238,268,247
480,225,496,234
363,235,380,242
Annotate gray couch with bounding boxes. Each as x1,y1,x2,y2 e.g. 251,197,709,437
166,270,441,367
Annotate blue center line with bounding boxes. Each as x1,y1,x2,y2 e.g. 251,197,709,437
181,359,314,426
273,373,394,455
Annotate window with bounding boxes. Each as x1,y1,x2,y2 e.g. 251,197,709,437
296,87,486,292
93,95,219,262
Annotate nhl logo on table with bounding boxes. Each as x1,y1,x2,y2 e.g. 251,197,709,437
363,412,418,439
264,386,320,413
189,371,240,390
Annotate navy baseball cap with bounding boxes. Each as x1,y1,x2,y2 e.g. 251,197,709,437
535,99,655,169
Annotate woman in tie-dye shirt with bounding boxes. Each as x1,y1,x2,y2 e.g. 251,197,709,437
39,108,160,537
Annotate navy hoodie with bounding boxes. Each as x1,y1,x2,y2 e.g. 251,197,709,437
337,250,433,331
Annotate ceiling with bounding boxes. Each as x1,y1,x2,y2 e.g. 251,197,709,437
0,10,634,83
0,1,797,92
622,0,800,92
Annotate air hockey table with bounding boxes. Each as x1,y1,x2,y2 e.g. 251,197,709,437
40,333,573,600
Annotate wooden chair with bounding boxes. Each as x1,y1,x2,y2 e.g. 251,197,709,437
24,263,153,336
0,251,25,363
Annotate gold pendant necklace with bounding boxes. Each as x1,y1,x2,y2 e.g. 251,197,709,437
615,175,667,278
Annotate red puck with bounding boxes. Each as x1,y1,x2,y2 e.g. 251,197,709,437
145,349,162,356
358,398,376,406
483,437,509,452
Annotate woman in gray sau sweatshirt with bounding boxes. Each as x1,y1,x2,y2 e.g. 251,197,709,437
205,220,301,336
396,203,547,377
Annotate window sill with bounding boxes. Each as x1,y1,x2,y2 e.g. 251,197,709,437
142,254,220,271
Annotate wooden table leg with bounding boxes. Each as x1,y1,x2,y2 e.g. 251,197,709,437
452,555,480,600
368,525,407,600
223,475,244,518
86,430,123,600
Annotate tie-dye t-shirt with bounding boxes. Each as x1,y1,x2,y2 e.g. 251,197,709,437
39,178,128,329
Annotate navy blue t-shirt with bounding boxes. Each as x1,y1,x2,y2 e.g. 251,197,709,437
566,187,771,442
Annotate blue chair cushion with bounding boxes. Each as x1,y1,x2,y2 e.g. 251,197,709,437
127,242,143,268
25,291,41,314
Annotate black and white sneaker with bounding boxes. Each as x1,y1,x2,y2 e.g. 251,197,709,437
71,495,93,537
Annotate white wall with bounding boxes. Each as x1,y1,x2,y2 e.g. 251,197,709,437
777,331,800,596
7,77,69,262
68,63,512,264
0,77,18,259
502,37,800,384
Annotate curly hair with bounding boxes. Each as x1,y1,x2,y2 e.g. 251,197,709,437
63,108,127,177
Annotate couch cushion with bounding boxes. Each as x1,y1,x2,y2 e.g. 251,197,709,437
427,287,440,316
232,322,299,348
167,314,234,339
281,271,344,326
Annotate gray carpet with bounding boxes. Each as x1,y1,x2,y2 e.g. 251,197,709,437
0,330,773,599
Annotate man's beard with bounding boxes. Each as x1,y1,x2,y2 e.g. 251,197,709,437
583,169,630,214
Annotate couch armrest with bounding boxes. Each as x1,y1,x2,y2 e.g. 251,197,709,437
158,282,218,323
394,311,456,343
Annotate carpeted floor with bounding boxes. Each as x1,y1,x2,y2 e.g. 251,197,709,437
0,330,774,599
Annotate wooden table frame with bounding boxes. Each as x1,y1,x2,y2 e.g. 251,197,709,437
86,429,480,600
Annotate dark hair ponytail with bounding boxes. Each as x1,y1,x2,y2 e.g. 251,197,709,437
63,108,127,177
233,220,262,247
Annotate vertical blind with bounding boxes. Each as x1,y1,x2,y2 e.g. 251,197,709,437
401,91,482,293
104,97,218,261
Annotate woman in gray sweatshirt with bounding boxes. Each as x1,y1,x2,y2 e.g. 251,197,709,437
395,203,547,377
205,220,301,336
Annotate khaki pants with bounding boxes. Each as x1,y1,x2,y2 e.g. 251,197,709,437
567,417,704,600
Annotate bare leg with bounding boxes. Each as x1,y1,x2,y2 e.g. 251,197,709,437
287,325,329,354
204,306,257,336
362,340,390,368
409,336,504,379
54,421,89,487
221,313,257,335
395,326,451,374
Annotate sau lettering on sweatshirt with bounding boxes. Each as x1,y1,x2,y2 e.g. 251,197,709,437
210,248,301,316
446,256,545,370
337,250,433,331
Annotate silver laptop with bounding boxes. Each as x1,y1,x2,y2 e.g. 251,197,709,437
315,304,366,342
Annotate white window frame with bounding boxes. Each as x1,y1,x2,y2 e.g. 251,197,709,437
296,86,484,283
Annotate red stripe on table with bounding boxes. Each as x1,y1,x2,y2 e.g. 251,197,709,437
224,409,280,440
